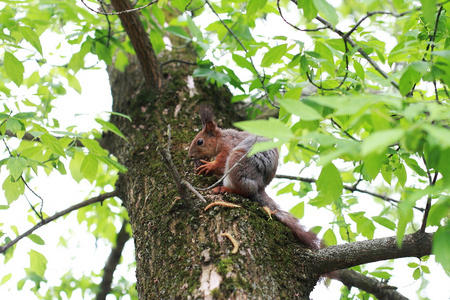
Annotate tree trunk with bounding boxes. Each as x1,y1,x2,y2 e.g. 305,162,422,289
105,54,320,298
102,2,433,298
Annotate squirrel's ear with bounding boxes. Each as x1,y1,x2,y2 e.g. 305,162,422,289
204,120,217,136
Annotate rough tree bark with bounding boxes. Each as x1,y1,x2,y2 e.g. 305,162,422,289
102,1,434,299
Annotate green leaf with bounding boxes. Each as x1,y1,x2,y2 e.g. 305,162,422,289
40,133,66,157
353,60,365,80
95,118,128,141
187,15,203,42
420,0,436,27
6,118,24,134
67,74,82,94
104,111,132,122
95,42,112,65
290,201,304,219
232,54,255,74
20,26,42,55
27,234,45,245
278,99,323,121
412,267,421,280
423,124,450,148
4,52,24,86
323,228,337,246
0,274,12,285
28,249,47,278
234,118,294,141
399,65,422,96
149,30,165,55
151,5,165,26
433,225,450,272
421,265,430,274
13,112,36,119
298,0,318,22
312,163,343,207
372,216,396,230
349,212,376,239
165,26,190,40
96,155,128,173
2,176,25,204
362,152,384,181
69,151,85,183
80,138,108,156
313,0,338,26
80,154,98,183
6,157,28,181
247,0,266,15
361,128,404,156
261,44,288,67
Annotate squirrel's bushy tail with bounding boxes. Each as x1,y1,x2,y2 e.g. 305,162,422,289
253,191,321,250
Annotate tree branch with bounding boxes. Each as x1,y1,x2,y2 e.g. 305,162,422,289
275,174,424,212
0,191,118,254
110,0,162,90
336,269,408,300
315,231,433,275
96,219,131,300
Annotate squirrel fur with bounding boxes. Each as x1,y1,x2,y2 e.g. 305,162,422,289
188,106,320,250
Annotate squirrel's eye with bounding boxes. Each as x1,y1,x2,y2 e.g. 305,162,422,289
197,139,204,146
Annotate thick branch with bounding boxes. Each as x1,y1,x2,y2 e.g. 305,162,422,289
110,0,162,90
96,219,131,300
315,232,433,275
336,269,408,300
0,191,118,254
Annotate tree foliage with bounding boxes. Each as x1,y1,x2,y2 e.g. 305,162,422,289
0,0,449,298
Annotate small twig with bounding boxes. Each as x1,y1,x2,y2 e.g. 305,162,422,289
204,0,279,109
21,176,45,221
96,219,130,300
158,126,191,205
2,139,44,220
313,15,400,91
330,118,360,142
160,59,197,69
181,180,207,203
346,11,410,37
0,191,118,254
275,174,424,212
304,39,350,91
420,158,439,232
80,0,158,15
276,0,327,32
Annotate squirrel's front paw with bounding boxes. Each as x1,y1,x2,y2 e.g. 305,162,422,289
196,160,215,175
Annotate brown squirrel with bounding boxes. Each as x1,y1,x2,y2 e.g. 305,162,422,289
188,106,320,250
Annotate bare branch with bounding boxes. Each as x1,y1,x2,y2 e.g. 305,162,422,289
204,0,279,109
276,0,327,32
275,174,424,212
0,191,118,254
80,0,158,16
158,126,192,205
315,231,433,275
96,219,131,300
336,269,408,300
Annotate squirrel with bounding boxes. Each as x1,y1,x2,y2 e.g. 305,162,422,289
188,106,320,250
